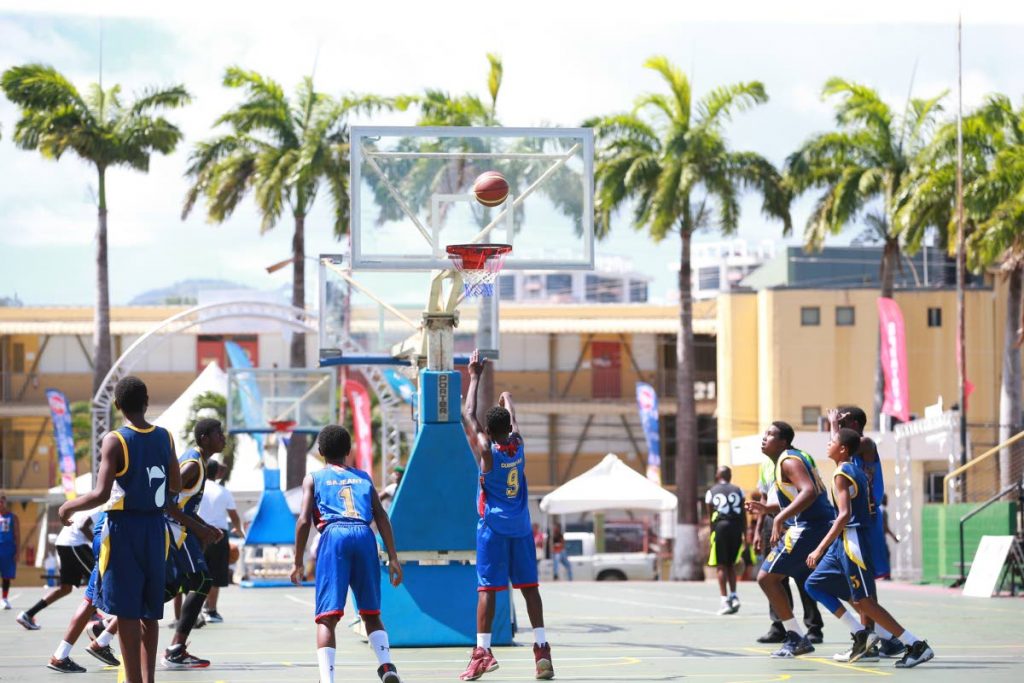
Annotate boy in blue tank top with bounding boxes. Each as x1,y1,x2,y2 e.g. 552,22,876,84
58,376,183,683
0,493,18,610
745,421,834,659
292,426,404,683
461,350,553,682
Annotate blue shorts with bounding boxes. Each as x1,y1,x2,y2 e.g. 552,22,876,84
868,515,890,579
84,523,104,604
96,512,168,620
165,529,210,597
807,527,876,602
762,523,830,583
314,523,381,623
476,520,538,591
85,566,99,603
0,550,15,579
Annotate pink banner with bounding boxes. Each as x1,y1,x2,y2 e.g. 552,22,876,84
344,379,374,473
877,297,910,422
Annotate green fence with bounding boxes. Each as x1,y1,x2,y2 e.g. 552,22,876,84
921,502,1018,584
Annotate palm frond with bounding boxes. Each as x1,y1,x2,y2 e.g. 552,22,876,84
695,81,768,129
643,55,690,126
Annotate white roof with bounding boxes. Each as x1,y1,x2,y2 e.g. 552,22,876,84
539,453,678,515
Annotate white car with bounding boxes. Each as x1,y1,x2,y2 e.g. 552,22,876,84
540,531,658,581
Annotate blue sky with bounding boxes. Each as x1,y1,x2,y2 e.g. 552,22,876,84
1,1,1023,306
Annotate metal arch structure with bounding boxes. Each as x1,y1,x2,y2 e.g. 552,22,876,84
91,300,410,478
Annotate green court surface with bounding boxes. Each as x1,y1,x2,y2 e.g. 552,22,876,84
1,580,1021,682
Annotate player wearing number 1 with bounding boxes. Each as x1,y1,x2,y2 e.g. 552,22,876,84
461,349,554,681
705,466,746,615
58,376,181,683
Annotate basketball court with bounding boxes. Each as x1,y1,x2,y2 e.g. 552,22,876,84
1,579,1021,682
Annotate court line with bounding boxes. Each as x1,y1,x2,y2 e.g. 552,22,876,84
558,589,721,615
743,648,891,677
283,593,314,607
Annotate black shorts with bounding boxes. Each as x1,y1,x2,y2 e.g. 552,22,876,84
708,520,744,567
57,544,94,586
203,533,231,587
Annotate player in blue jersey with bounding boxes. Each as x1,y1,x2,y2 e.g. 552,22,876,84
292,425,404,683
162,418,226,669
0,492,18,610
57,376,183,683
806,427,935,668
745,421,835,659
461,349,553,681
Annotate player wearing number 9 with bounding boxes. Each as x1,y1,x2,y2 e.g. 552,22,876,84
462,349,554,681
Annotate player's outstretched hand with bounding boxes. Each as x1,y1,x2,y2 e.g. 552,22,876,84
468,349,486,377
290,564,305,586
197,525,221,546
57,502,73,526
388,559,403,587
770,518,784,546
744,500,768,516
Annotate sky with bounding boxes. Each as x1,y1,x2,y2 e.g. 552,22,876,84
1,0,1023,307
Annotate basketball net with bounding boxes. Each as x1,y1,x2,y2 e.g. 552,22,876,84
446,244,511,298
268,419,297,469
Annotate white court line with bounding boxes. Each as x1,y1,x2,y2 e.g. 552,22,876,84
557,589,721,615
283,593,314,607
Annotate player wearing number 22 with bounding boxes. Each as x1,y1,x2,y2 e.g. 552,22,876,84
58,376,181,683
461,349,554,681
705,466,746,615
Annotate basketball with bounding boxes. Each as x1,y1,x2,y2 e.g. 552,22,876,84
472,171,509,207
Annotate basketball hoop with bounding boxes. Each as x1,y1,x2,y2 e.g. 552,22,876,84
267,419,297,439
446,244,512,298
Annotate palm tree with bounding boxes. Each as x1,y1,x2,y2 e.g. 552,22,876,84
183,67,389,488
899,94,1024,486
588,56,791,579
2,64,190,395
785,79,946,427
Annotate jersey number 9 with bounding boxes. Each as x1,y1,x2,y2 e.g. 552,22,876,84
505,468,519,498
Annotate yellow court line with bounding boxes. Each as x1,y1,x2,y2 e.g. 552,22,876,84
728,675,792,683
116,663,126,683
742,647,891,678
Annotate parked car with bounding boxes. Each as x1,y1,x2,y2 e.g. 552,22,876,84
540,531,658,581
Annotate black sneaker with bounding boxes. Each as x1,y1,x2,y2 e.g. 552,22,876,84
879,636,907,658
378,662,402,683
86,644,120,667
895,640,934,669
162,644,210,669
806,629,824,644
757,628,786,644
47,656,87,673
204,610,224,624
16,611,40,630
770,631,815,658
835,630,880,664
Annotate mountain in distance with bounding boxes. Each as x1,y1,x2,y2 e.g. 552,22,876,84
129,279,250,305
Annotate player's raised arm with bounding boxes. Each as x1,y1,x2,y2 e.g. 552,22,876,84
498,391,520,436
463,349,492,469
59,432,121,524
291,473,316,586
370,488,403,587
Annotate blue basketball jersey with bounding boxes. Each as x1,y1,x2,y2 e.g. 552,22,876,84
478,433,531,537
174,448,206,519
774,449,835,526
0,512,14,551
852,450,885,508
832,461,873,528
109,425,172,513
312,465,374,528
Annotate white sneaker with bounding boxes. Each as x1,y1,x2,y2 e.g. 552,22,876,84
1,598,11,610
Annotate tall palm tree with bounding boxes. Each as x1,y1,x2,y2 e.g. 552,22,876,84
2,64,190,395
588,56,791,579
899,94,1024,486
183,67,388,488
785,79,946,427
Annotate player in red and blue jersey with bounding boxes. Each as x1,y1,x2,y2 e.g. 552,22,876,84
0,493,18,610
461,349,553,682
292,425,404,683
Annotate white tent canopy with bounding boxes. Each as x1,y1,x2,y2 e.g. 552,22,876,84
540,453,678,515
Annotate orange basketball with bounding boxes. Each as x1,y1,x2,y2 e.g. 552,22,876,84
472,171,509,207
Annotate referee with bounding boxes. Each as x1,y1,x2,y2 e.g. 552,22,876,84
17,509,101,630
198,457,244,623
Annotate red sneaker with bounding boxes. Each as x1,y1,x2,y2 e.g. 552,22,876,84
459,647,499,681
533,642,554,680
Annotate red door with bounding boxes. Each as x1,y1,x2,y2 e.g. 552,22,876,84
196,336,259,372
591,341,622,398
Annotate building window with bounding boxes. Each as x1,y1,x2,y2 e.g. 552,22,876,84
498,275,515,301
545,274,572,298
523,274,544,299
697,267,720,291
801,406,821,425
836,306,855,326
800,306,821,326
585,275,623,303
629,280,648,303
927,307,942,327
12,342,25,373
925,471,945,503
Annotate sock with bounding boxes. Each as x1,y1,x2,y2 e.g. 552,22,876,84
26,599,48,617
897,629,920,646
2,579,9,598
729,592,738,600
840,611,865,634
476,633,492,650
533,627,547,646
368,630,392,665
316,647,336,683
782,618,804,636
96,629,115,647
875,624,894,639
721,595,730,604
54,641,73,660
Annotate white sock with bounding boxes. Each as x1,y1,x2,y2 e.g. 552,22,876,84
875,624,894,639
476,633,492,650
782,618,804,636
368,630,392,665
533,627,546,646
96,629,115,647
721,595,731,604
897,629,920,646
840,611,864,634
54,641,73,660
316,647,336,683
729,592,738,600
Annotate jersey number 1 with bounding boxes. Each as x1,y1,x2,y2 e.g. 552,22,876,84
339,486,360,518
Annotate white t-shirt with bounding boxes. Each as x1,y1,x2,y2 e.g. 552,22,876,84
198,480,236,531
56,509,102,547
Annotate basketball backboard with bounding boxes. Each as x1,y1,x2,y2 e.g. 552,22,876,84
350,126,594,271
226,368,337,434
